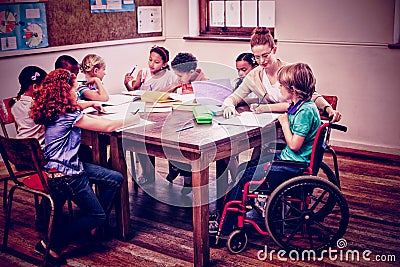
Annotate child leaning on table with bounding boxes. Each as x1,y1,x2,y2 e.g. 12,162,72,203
123,46,176,186
167,52,207,94
30,69,140,264
165,52,208,194
77,53,110,101
209,63,322,235
124,45,176,92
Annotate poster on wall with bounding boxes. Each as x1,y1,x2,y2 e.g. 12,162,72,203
90,0,135,13
137,6,162,34
0,2,48,52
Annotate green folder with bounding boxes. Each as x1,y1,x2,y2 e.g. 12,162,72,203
193,106,213,124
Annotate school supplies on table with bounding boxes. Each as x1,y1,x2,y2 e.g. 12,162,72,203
176,125,194,132
141,91,170,102
172,103,199,111
205,105,224,116
192,78,233,106
193,105,213,124
122,90,147,96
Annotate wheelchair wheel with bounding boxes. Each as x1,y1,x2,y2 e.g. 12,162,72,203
227,229,248,254
319,161,340,189
265,176,349,253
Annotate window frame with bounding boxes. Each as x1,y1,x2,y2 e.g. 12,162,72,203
199,0,274,37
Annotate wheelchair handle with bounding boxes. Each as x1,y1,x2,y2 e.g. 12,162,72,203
329,123,347,132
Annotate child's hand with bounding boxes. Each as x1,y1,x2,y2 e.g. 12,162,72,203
92,102,105,113
278,113,289,126
124,73,134,85
250,103,266,113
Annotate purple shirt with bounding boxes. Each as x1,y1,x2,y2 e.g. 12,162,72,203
44,110,84,176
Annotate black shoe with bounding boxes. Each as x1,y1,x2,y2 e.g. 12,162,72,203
35,240,67,266
166,174,176,184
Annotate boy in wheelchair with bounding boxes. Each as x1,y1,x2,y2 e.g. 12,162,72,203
210,62,321,236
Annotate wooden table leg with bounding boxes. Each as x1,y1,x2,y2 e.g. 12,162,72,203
192,163,210,267
110,134,130,241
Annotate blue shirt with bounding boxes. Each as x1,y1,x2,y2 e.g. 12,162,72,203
77,83,98,100
281,100,321,163
44,110,84,176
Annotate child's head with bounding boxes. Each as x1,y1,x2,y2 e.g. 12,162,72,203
278,63,316,102
148,46,170,74
235,52,257,79
171,52,198,83
31,69,78,125
80,54,106,80
55,55,80,75
250,27,277,68
18,66,47,96
9,66,47,108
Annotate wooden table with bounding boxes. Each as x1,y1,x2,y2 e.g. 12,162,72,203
82,109,277,266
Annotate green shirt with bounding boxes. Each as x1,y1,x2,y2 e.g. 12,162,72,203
281,101,321,163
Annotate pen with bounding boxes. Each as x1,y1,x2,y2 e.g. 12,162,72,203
130,65,137,76
176,125,194,132
131,108,140,115
149,85,153,91
257,92,268,107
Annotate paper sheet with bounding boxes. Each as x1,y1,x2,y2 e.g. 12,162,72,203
215,112,280,128
116,118,155,132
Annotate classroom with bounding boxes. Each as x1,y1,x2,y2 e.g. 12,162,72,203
0,0,399,266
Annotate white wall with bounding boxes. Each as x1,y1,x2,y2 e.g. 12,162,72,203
0,0,399,155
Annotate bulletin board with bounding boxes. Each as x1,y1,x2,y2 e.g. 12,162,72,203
46,0,162,47
0,2,48,51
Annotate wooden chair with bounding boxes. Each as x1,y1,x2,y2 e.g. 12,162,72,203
0,97,17,210
0,136,64,266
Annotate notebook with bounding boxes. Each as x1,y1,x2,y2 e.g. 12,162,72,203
191,79,233,106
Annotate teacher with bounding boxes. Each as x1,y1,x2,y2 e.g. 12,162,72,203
223,27,342,123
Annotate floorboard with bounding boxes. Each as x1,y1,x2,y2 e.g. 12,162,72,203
0,151,399,266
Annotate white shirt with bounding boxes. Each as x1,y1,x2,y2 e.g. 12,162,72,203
11,95,45,145
262,73,286,103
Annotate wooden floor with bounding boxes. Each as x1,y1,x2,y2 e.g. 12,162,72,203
0,150,399,267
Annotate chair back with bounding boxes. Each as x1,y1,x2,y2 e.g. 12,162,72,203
309,123,347,175
0,98,16,138
0,135,50,193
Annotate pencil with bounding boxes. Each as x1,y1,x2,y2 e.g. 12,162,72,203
257,92,268,107
176,125,194,132
131,108,140,115
130,65,137,76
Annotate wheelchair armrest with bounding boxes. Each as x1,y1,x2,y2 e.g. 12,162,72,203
268,159,309,169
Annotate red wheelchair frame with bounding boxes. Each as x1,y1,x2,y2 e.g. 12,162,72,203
212,122,349,254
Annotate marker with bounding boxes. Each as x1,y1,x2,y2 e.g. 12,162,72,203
130,65,137,76
131,108,140,115
176,125,194,132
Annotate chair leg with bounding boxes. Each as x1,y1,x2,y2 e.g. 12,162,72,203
2,185,17,252
68,199,74,218
2,180,7,211
129,151,139,191
43,197,55,267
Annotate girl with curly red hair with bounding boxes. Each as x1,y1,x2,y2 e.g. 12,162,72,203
30,68,139,264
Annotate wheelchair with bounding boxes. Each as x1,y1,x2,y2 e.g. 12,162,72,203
211,122,349,254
